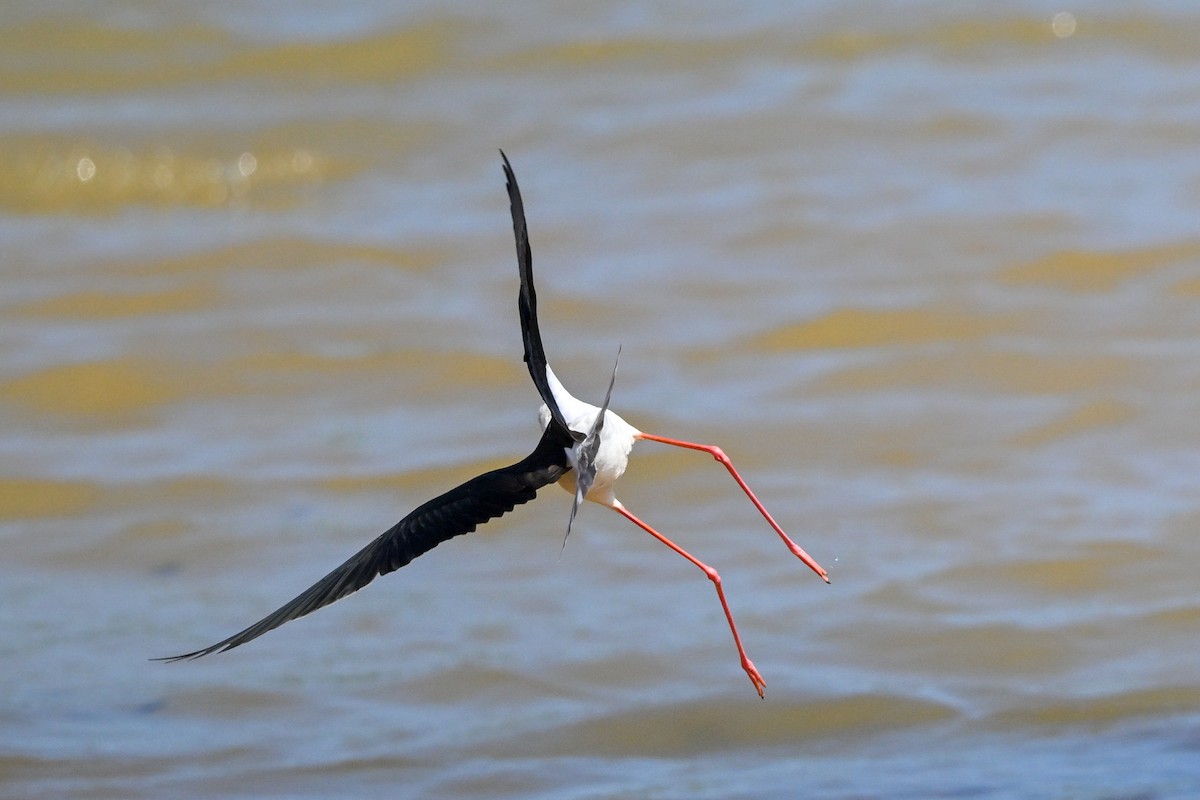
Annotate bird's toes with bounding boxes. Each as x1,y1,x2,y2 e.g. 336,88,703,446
742,657,766,698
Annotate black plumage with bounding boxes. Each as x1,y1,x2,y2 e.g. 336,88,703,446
157,151,578,662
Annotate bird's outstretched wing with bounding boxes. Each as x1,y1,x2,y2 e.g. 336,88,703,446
157,422,575,662
565,346,621,543
501,150,577,436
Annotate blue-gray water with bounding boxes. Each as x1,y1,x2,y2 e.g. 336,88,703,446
3,2,1200,797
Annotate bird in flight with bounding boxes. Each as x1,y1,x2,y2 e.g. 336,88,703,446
158,151,829,696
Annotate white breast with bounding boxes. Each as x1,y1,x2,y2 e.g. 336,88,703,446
537,365,641,506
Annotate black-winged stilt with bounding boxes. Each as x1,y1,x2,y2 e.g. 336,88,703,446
158,151,829,696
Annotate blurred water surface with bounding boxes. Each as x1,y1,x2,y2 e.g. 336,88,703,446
3,2,1200,798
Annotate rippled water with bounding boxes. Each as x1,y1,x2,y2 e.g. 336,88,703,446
4,2,1200,798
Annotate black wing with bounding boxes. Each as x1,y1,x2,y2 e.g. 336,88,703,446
501,150,576,435
157,422,575,661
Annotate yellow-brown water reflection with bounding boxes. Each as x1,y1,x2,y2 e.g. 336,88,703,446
0,140,335,213
3,3,1200,799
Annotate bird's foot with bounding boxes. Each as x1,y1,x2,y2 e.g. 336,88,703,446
787,541,831,584
742,656,766,698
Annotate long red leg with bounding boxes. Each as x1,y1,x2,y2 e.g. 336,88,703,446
610,500,767,698
636,433,830,583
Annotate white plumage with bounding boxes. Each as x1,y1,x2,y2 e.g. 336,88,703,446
537,365,639,507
